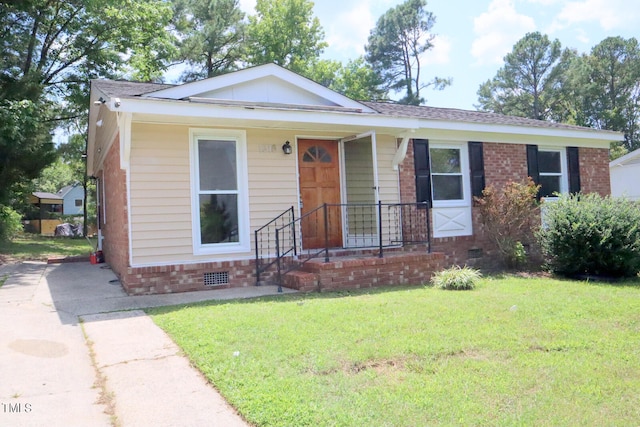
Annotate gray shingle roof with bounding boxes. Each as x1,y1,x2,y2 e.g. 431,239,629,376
33,192,62,200
91,79,618,134
360,101,608,132
92,79,174,97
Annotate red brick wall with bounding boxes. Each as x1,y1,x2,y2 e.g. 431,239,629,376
398,140,611,267
399,138,416,204
484,142,529,190
120,259,263,295
99,133,131,281
302,252,445,293
579,147,611,195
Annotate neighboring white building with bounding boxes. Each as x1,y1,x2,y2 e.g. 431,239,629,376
57,182,84,215
610,148,640,200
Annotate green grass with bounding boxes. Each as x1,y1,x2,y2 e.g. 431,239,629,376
0,233,96,262
148,277,640,426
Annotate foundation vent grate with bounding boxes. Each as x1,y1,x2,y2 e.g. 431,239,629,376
204,271,229,286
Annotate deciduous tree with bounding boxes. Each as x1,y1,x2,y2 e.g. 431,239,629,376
0,0,174,216
303,58,387,101
245,0,327,74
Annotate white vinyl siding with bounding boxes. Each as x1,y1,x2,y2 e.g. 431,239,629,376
127,123,402,266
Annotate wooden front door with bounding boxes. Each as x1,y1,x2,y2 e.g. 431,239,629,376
298,139,342,249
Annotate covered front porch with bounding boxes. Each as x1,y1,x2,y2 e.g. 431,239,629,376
253,127,445,292
255,200,445,292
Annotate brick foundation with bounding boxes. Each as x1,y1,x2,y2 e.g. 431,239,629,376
293,252,445,293
119,259,265,295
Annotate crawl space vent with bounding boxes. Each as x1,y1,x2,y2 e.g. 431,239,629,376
204,271,229,286
468,248,483,259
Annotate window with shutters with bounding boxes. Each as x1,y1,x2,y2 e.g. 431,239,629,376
430,148,463,201
413,140,471,208
535,147,569,198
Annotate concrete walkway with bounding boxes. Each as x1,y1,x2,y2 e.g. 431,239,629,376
0,261,294,426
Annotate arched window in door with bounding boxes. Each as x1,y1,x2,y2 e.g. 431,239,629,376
302,145,332,163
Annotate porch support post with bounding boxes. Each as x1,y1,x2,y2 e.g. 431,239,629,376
392,131,415,171
290,206,297,257
426,202,432,253
275,228,282,293
378,200,384,258
254,228,260,286
323,203,330,263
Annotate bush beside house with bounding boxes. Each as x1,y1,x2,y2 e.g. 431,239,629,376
537,193,640,278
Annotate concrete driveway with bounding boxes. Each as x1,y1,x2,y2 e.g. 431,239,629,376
0,261,292,426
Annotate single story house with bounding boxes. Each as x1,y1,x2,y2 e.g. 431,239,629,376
610,148,640,200
87,64,619,295
57,182,85,215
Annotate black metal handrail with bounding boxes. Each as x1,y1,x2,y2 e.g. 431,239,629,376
255,201,431,290
254,206,295,285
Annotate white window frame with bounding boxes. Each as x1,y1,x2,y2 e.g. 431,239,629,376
189,128,250,255
538,147,568,200
429,141,471,208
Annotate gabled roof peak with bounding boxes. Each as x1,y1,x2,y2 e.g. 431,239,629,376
143,63,376,112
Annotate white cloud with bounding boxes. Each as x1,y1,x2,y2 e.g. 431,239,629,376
551,0,640,31
524,0,561,5
324,3,376,58
423,35,452,66
471,0,536,65
574,28,590,44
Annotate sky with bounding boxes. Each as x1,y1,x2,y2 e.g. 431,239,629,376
235,0,640,110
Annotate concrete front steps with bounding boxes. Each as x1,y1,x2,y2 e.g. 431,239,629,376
282,251,445,292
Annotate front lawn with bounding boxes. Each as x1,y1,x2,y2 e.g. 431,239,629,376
0,233,96,262
149,276,640,426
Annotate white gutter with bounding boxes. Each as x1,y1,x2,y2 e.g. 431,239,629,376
106,96,623,144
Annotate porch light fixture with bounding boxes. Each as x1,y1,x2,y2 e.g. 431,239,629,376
282,140,292,155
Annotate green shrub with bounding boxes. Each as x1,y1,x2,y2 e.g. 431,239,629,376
0,205,23,241
431,266,481,290
536,193,640,278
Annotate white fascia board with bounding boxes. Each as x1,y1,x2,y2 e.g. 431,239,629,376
610,147,640,167
117,112,132,170
411,127,619,148
111,97,622,147
111,97,418,130
412,120,621,144
145,63,375,113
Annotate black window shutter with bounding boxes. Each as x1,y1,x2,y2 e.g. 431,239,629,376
413,139,431,206
468,141,485,198
526,144,540,184
567,146,581,193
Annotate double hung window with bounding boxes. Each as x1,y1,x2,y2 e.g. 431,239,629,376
430,148,464,201
537,148,568,198
190,129,249,255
